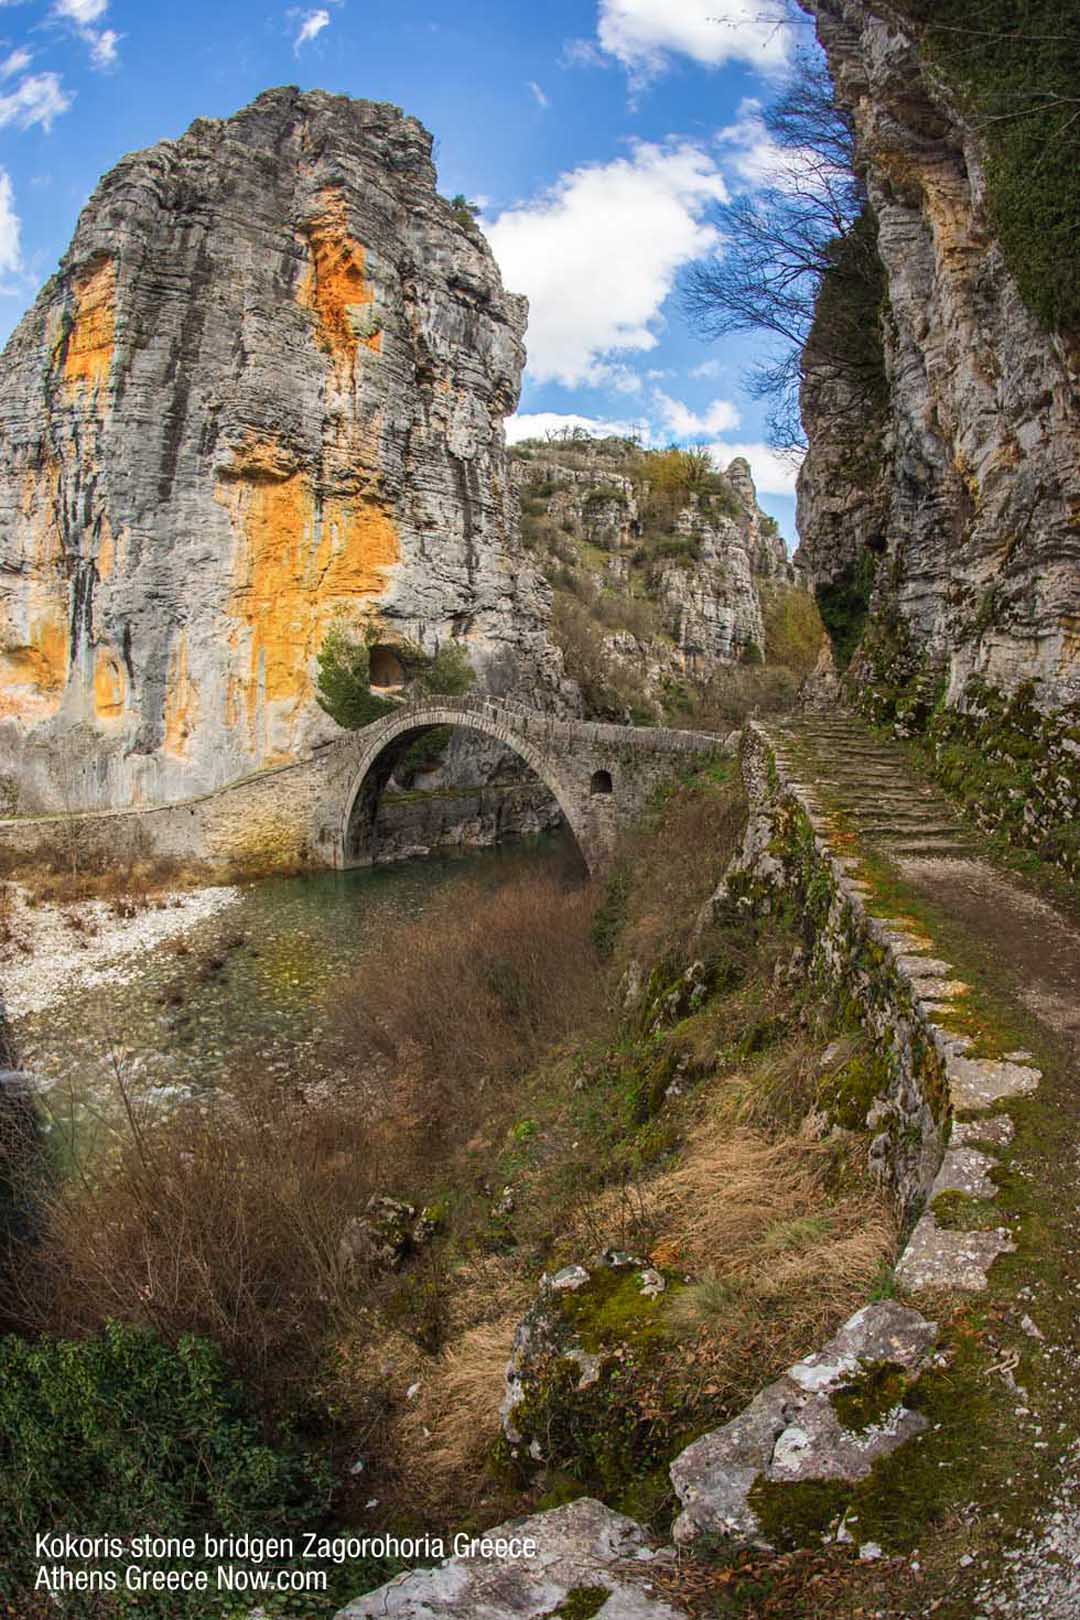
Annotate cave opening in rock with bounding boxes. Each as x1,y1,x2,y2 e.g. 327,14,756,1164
369,644,405,690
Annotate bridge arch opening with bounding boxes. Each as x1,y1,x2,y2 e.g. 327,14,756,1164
340,716,586,871
590,769,613,796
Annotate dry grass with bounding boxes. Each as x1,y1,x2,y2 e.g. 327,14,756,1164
655,1127,890,1278
17,1065,422,1410
654,1122,894,1405
18,869,607,1425
613,773,747,968
335,874,607,1148
397,1318,520,1485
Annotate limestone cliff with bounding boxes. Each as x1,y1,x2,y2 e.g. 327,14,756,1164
0,88,556,813
797,1,1080,711
513,435,798,722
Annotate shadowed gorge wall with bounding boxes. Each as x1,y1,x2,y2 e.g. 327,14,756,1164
796,0,1080,714
0,87,558,813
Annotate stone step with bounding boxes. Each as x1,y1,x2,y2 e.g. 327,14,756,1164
817,763,907,774
861,823,965,839
845,799,956,816
878,839,979,859
806,754,908,769
835,794,942,809
840,784,938,795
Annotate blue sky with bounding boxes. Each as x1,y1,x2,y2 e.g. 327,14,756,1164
0,0,809,539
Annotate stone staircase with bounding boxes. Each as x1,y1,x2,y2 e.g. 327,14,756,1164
771,712,980,862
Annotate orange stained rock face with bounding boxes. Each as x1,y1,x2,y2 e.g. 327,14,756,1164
298,190,382,380
96,519,117,581
163,629,199,758
0,608,70,721
218,438,400,755
62,257,117,393
93,646,126,722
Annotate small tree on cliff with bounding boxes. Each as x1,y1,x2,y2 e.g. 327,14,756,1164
315,625,476,730
415,640,475,699
314,625,398,730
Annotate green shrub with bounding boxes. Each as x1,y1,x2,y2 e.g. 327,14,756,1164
815,549,878,672
315,624,397,730
316,626,474,729
0,1323,328,1612
415,640,475,698
759,582,826,676
447,193,480,229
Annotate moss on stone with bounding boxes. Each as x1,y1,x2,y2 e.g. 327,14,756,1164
548,1585,611,1619
558,1267,677,1355
830,1360,910,1433
931,1191,1003,1232
816,1050,891,1132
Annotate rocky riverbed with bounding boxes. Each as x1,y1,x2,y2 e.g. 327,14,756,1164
0,883,238,1020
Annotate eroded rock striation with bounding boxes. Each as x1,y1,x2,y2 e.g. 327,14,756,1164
0,87,556,812
797,1,1080,709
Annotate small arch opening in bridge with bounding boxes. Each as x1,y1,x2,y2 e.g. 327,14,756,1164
369,645,405,690
590,769,613,796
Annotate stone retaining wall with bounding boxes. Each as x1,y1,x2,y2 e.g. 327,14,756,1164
718,721,951,1215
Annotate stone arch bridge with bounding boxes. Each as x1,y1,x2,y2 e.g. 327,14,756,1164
0,698,724,875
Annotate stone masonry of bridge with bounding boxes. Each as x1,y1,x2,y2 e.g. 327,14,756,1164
0,698,724,876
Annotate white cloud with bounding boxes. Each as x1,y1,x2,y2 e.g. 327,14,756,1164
88,27,119,66
690,358,723,379
52,0,120,70
561,38,608,69
705,440,801,496
486,140,727,389
0,71,72,131
0,48,31,79
653,389,740,438
505,411,649,446
526,80,549,108
53,0,107,21
0,167,21,278
596,0,790,81
715,98,793,190
294,8,330,51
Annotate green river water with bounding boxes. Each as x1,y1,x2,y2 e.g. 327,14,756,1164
14,832,580,1149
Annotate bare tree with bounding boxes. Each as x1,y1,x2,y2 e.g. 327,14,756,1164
682,46,883,449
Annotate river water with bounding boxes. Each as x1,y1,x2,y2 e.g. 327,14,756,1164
14,832,580,1153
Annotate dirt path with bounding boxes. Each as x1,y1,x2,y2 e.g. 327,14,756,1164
772,714,1080,1617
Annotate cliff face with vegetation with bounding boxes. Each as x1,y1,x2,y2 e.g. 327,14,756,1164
0,87,556,814
513,435,810,726
797,0,1080,712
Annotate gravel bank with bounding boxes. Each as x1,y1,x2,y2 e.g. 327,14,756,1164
0,884,239,1020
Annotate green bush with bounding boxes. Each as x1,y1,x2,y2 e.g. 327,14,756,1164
0,1323,328,1612
415,640,475,698
315,624,397,730
815,549,877,672
316,627,474,729
759,582,826,676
